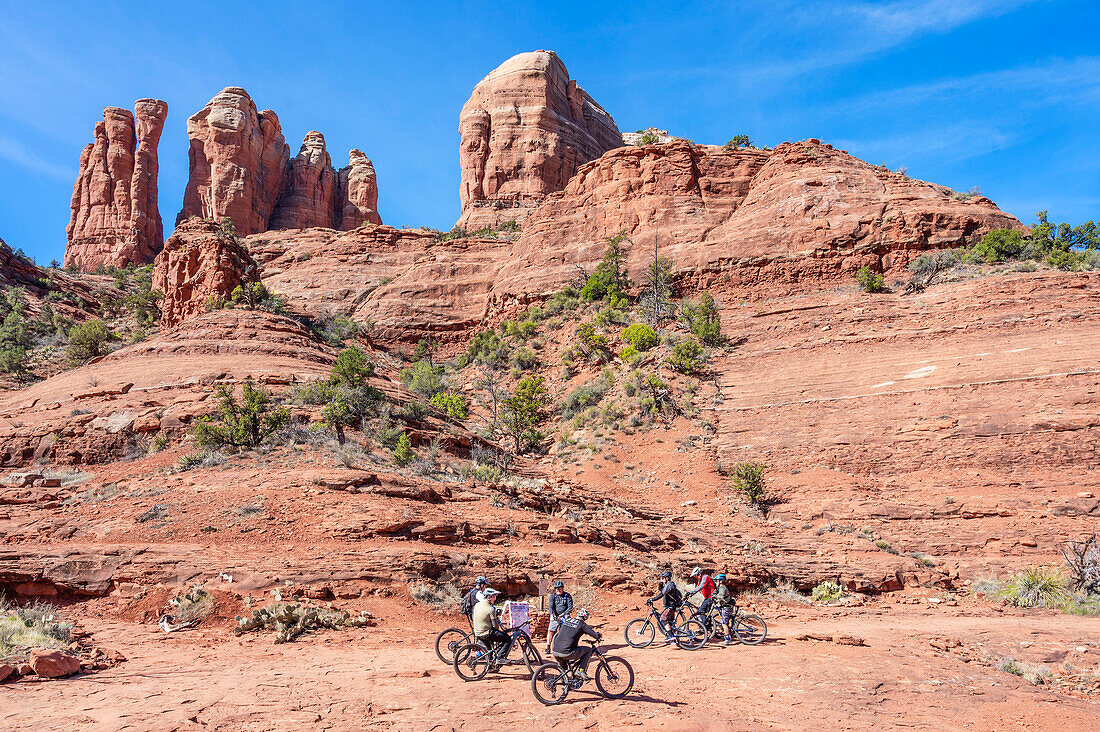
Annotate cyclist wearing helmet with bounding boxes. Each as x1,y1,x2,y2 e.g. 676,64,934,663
551,608,601,680
546,580,575,653
713,573,735,645
685,567,717,614
471,588,509,656
460,576,490,623
646,569,683,643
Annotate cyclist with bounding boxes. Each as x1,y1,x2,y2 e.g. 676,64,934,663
546,580,575,653
551,608,601,680
685,566,717,615
712,573,735,645
471,588,509,657
647,569,683,643
460,576,490,624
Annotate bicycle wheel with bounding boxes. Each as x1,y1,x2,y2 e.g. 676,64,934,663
624,618,655,648
518,635,542,674
675,619,708,650
452,642,492,681
734,614,768,645
531,662,570,705
434,627,468,665
595,656,634,699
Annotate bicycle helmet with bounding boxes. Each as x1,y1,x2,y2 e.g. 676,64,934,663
553,580,564,589
715,573,727,580
658,569,672,579
475,576,488,585
690,566,702,577
576,608,589,620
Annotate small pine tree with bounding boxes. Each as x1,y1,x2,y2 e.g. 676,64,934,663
681,291,723,345
855,266,885,293
393,432,414,466
581,232,631,302
192,378,290,448
500,375,549,453
66,319,117,364
322,398,354,444
332,347,374,386
731,462,767,510
666,336,704,374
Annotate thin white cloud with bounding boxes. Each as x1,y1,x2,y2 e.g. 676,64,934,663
0,132,73,181
833,123,1017,166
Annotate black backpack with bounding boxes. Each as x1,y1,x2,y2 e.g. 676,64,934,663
460,589,476,616
666,583,683,606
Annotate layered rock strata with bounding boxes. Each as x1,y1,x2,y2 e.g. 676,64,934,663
176,87,290,235
493,139,1024,301
177,89,381,233
153,218,260,327
65,100,168,271
457,50,622,229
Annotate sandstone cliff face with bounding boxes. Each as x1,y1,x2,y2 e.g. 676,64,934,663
153,218,259,327
65,100,168,271
267,136,382,230
457,50,623,230
493,140,1024,301
337,149,381,229
177,90,381,234
247,224,509,343
268,131,338,230
176,87,290,236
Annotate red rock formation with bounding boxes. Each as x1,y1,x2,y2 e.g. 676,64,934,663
176,87,289,235
153,218,259,327
268,135,382,230
494,140,1024,301
457,50,623,230
269,131,338,230
64,100,167,271
337,149,381,229
247,224,507,343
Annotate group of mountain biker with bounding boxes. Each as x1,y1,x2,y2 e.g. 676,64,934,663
461,576,603,680
649,566,737,644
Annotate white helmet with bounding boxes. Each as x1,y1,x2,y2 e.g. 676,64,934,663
690,567,702,577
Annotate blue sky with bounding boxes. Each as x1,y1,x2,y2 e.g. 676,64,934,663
1,0,1097,264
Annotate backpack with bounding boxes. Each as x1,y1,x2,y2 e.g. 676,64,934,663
666,583,683,606
460,589,476,616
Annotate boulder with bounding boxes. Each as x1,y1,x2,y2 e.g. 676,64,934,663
153,218,259,327
457,50,623,229
28,649,81,678
176,87,290,235
65,99,168,271
0,663,13,683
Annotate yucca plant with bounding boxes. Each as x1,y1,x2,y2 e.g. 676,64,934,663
1003,566,1070,608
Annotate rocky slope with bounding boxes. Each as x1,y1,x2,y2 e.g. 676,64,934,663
457,50,623,230
494,140,1022,303
65,100,168,272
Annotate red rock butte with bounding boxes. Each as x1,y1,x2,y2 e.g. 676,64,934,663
65,99,168,272
457,50,623,230
174,87,380,238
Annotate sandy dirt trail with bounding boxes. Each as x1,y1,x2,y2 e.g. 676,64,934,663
2,603,1097,731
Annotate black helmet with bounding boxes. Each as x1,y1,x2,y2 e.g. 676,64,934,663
553,580,564,589
659,569,671,579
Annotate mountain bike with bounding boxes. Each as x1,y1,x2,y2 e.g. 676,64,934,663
623,600,707,650
690,601,768,645
435,624,471,664
452,620,543,681
530,640,634,705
